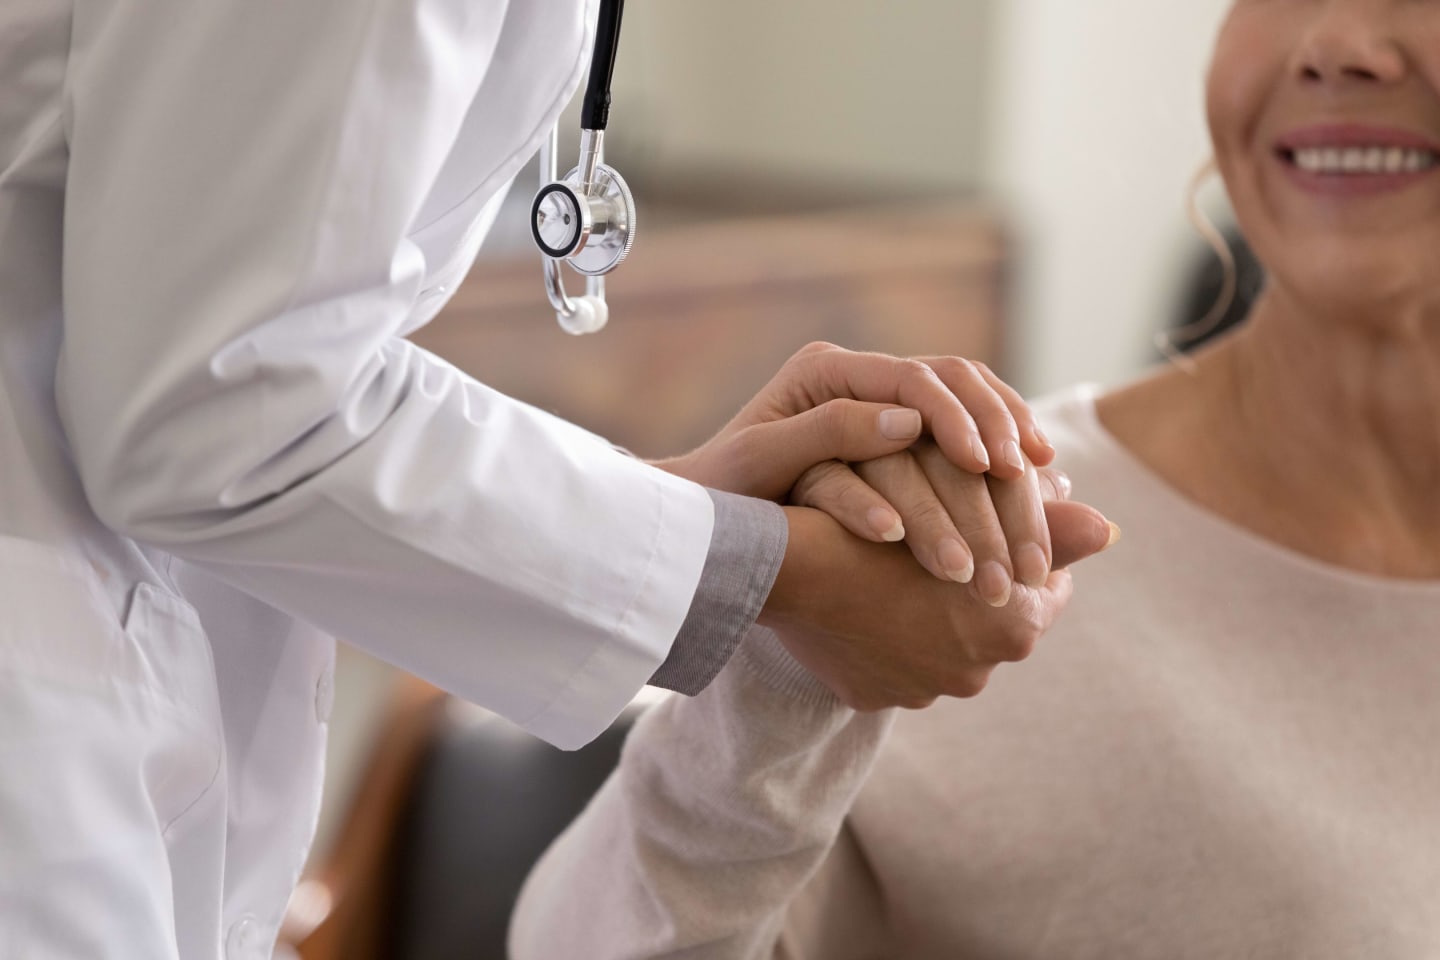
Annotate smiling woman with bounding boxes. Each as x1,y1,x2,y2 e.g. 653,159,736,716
510,2,1440,957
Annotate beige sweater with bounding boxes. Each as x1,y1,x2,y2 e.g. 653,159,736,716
510,386,1440,960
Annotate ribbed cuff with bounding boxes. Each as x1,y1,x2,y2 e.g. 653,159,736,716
733,626,846,710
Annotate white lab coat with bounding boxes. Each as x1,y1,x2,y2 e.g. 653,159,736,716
0,0,715,956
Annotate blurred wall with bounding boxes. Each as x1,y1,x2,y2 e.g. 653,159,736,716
983,0,1235,394
607,0,995,195
600,0,1236,391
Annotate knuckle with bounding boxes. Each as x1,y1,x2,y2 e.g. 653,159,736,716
897,357,936,385
927,355,968,380
972,360,994,378
950,356,981,380
788,464,826,505
905,498,953,533
954,517,1001,547
795,340,842,361
999,620,1043,662
812,399,852,446
790,460,847,504
1000,631,1039,664
949,670,992,700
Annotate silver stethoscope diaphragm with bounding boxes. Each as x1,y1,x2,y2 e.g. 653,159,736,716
532,0,633,336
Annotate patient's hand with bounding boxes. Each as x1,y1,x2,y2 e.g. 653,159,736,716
778,438,1116,709
759,505,1086,711
795,438,1116,608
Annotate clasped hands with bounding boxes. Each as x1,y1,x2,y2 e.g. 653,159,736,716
654,342,1117,712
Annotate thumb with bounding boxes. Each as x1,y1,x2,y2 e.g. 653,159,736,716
1045,500,1121,570
732,400,923,500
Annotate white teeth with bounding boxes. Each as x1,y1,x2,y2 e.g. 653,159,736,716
1292,145,1439,174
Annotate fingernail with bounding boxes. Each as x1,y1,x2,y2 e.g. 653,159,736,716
864,509,898,541
970,436,991,470
1003,440,1025,472
1033,424,1053,450
1104,522,1122,550
1014,542,1049,588
1055,472,1073,499
976,562,1012,607
938,538,974,584
868,506,906,542
880,408,922,440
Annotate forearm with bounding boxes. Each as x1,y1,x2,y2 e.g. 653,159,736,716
510,628,894,960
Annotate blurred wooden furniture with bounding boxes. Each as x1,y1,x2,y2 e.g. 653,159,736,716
281,675,449,960
412,204,1007,458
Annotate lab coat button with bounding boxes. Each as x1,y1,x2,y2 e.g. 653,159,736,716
314,668,334,724
224,916,262,959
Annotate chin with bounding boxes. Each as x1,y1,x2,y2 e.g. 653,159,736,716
1261,233,1434,322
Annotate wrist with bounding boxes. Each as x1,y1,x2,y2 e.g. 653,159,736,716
756,506,813,631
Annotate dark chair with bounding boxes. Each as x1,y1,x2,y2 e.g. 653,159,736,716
282,676,647,960
383,699,645,959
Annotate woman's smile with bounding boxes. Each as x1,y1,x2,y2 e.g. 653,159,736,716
1208,0,1440,312
1274,122,1440,196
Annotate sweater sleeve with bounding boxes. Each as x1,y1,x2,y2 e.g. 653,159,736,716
509,628,895,960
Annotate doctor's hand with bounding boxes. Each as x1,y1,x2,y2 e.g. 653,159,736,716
758,506,1083,712
652,342,1054,536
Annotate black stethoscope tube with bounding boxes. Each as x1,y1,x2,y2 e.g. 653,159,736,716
581,0,625,131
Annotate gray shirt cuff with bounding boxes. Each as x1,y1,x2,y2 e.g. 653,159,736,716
648,489,788,696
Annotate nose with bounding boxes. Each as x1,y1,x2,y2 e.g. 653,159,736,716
1294,0,1406,88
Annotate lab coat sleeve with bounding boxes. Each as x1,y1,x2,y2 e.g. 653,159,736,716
55,0,715,749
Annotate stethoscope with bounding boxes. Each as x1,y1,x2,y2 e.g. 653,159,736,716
531,0,634,335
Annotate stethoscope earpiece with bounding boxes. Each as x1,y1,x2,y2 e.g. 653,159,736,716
557,294,610,336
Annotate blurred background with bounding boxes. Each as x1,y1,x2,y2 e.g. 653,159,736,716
286,1,1252,955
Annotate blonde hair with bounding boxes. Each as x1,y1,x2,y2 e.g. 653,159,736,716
1155,158,1239,374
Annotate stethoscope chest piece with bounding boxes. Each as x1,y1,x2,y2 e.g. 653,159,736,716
531,160,636,277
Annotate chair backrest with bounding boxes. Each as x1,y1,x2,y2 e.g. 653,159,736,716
283,680,645,960
380,700,647,960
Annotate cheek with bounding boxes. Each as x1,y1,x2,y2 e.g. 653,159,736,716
1204,12,1277,165
1204,12,1290,266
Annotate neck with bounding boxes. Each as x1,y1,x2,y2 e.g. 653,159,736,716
1103,286,1440,578
1219,287,1440,497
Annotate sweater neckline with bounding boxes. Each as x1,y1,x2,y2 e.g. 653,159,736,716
1065,383,1440,600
